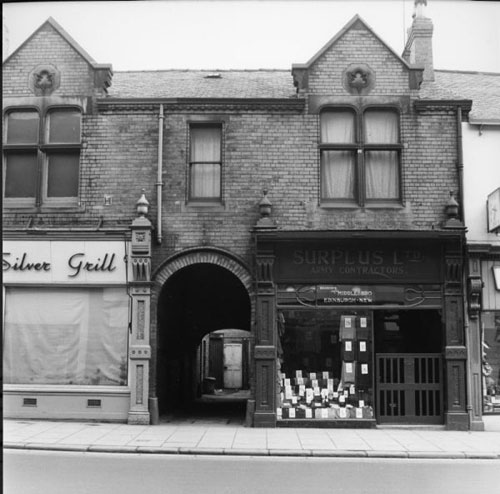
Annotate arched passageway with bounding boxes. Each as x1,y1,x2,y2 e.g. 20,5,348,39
156,262,251,417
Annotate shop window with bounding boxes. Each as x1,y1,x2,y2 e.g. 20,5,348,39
320,108,401,206
483,311,500,414
3,287,129,386
189,124,222,201
3,107,81,207
277,310,374,421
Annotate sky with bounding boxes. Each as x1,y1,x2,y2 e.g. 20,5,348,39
3,0,500,72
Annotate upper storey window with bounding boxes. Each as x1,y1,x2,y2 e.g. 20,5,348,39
3,107,81,208
320,108,401,206
189,124,222,202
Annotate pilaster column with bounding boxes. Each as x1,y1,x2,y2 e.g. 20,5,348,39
128,215,152,425
443,244,468,430
467,258,485,430
253,250,277,427
252,191,278,427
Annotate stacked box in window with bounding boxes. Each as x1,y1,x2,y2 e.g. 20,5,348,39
356,315,371,340
314,408,330,419
357,340,370,363
340,315,356,341
357,362,371,388
341,361,356,384
341,339,356,361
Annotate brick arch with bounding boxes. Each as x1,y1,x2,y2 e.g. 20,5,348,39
149,248,254,398
153,247,252,291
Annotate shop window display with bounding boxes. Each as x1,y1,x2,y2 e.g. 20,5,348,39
483,311,500,414
3,287,129,386
277,310,374,420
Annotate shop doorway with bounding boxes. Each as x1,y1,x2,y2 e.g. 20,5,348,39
374,310,444,424
156,262,251,422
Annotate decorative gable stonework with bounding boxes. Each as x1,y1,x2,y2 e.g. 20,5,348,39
2,19,112,98
310,29,407,96
343,63,375,95
29,63,61,96
292,16,423,97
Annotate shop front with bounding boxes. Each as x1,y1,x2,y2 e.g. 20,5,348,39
468,250,500,424
466,188,500,429
3,237,132,421
253,231,469,429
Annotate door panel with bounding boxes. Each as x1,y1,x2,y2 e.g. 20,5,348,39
376,354,443,424
223,343,243,389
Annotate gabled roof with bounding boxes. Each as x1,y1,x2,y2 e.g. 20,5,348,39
108,69,296,99
292,15,416,72
3,17,112,71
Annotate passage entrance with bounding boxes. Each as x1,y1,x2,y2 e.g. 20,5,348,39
156,261,251,419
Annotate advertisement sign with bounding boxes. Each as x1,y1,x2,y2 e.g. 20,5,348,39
277,284,442,307
3,240,128,283
487,188,500,233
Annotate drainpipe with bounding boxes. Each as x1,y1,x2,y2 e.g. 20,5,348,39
157,104,164,244
457,105,474,427
463,242,473,428
456,106,465,224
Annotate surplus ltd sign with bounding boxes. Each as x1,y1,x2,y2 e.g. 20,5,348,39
275,241,442,283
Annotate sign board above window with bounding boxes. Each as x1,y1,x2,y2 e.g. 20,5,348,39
487,187,500,233
2,241,127,284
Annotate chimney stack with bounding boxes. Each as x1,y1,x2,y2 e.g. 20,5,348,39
403,0,434,82
2,16,10,60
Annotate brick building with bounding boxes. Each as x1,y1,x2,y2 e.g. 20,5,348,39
2,2,483,429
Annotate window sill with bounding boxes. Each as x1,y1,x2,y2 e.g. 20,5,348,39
364,201,404,209
3,203,84,213
320,202,360,210
184,201,226,211
2,201,37,210
320,201,403,210
40,204,83,212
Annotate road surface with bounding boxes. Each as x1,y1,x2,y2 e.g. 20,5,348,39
4,449,499,494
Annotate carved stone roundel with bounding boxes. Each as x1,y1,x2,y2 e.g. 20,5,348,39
342,63,375,95
29,63,61,96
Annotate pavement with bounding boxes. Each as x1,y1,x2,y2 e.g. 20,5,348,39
4,414,500,460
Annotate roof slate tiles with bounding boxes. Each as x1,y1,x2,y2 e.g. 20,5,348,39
433,70,500,122
108,69,297,99
107,68,500,122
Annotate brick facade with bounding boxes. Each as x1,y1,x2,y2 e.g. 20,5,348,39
3,17,461,251
3,14,473,428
